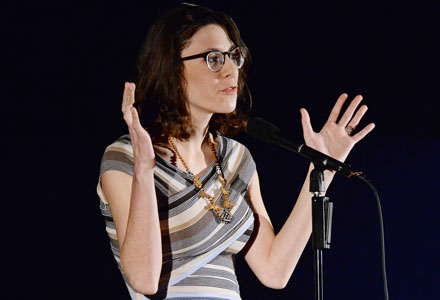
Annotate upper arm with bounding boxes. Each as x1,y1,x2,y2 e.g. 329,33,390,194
100,170,133,250
243,170,276,281
246,170,272,229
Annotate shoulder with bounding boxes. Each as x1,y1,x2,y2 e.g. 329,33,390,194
102,134,133,157
218,133,254,161
99,134,134,177
216,133,256,179
104,134,132,152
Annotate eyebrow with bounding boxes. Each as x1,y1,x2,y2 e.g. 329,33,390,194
203,45,237,52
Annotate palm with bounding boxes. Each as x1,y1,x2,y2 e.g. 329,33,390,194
122,82,155,168
301,93,375,163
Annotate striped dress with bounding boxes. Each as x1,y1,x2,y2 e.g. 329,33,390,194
96,132,256,299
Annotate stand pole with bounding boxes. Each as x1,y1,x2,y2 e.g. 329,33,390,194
310,168,333,300
314,249,323,300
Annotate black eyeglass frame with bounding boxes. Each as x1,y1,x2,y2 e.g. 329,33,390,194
181,47,244,72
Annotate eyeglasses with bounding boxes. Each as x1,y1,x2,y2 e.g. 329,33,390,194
181,47,245,72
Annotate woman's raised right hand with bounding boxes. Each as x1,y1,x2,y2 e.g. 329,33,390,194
122,82,156,169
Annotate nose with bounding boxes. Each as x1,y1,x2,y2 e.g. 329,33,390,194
220,54,238,78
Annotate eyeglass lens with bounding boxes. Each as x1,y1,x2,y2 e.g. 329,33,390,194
206,48,244,72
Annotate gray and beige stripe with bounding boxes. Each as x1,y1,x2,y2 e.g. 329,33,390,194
97,133,256,299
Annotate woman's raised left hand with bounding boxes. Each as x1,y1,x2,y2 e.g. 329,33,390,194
300,93,375,163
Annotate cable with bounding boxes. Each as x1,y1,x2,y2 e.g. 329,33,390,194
353,174,390,300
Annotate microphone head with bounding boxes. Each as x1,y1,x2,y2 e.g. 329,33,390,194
246,117,280,143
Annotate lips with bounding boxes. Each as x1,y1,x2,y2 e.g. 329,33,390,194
220,86,238,93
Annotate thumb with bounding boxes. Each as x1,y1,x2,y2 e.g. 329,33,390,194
130,107,142,132
300,108,314,137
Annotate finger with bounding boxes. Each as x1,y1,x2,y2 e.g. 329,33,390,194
327,93,348,123
127,83,135,107
121,82,129,113
122,90,133,127
347,105,368,129
352,123,375,143
338,95,363,126
122,82,136,112
300,108,314,137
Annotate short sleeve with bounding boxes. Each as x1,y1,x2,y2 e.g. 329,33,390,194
220,135,257,192
99,134,134,177
97,134,134,205
242,144,257,182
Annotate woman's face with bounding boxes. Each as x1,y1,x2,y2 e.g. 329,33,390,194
181,24,239,117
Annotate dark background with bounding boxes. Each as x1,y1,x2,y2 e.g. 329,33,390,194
4,0,439,299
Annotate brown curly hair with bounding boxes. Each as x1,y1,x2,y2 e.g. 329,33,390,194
134,4,252,144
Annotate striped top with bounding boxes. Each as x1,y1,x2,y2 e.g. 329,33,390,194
96,132,256,299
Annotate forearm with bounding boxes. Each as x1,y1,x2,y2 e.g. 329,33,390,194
121,166,162,294
267,164,335,286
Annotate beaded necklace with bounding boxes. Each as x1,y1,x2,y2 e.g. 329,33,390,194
168,134,234,224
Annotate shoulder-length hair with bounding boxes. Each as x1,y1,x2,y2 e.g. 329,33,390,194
134,4,252,143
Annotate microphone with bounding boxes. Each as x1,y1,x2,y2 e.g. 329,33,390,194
246,117,363,179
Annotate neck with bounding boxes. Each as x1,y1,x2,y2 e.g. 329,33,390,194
172,108,213,154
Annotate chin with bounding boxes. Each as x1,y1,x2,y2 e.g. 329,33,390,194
217,96,237,113
217,102,237,114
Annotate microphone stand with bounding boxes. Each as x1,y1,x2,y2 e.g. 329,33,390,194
245,120,348,299
268,133,334,299
310,166,333,300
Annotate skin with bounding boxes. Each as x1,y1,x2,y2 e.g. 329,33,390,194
100,24,375,293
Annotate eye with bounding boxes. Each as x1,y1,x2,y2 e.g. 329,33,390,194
208,56,220,63
231,49,242,60
207,52,222,64
232,52,244,66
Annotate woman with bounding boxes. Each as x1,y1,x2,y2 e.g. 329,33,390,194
97,4,375,299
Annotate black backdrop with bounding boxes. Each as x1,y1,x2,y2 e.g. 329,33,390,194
4,0,439,299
